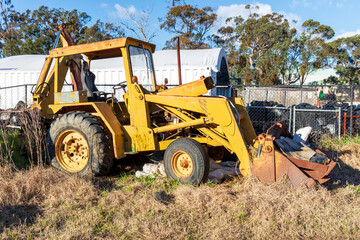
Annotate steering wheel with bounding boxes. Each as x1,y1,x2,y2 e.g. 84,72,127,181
113,81,128,94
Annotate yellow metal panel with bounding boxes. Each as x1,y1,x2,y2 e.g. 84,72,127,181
229,97,257,146
146,95,233,126
91,102,125,159
157,77,215,97
54,58,59,93
158,137,221,151
49,37,156,59
50,38,126,58
54,91,88,104
125,84,156,152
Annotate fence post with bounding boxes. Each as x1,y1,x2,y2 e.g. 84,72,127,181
343,112,347,137
338,107,341,140
25,85,28,107
246,88,250,105
265,89,268,101
289,106,292,133
292,106,296,134
283,90,287,106
350,85,354,135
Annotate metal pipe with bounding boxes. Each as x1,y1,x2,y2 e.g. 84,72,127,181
338,107,341,140
176,37,182,85
25,85,28,107
53,29,62,49
35,57,53,91
257,142,262,158
350,85,354,135
292,106,296,134
343,112,347,137
153,118,208,134
289,106,292,134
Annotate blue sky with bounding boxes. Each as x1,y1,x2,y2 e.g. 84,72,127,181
11,0,360,49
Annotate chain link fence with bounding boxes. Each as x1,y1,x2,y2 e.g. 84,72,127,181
293,107,342,141
0,84,128,110
236,84,360,138
247,106,291,134
0,83,359,138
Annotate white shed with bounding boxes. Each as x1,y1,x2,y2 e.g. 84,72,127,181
0,48,230,109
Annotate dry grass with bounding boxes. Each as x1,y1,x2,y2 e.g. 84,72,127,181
0,133,359,239
1,149,360,240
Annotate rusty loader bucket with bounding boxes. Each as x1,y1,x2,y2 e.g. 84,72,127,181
252,122,336,188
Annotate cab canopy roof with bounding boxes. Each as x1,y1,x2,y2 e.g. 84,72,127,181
49,37,156,60
0,48,227,73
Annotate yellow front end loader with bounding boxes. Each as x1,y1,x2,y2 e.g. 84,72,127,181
32,26,335,187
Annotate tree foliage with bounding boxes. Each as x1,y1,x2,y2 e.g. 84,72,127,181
328,35,360,85
212,6,334,85
0,0,123,57
213,11,293,84
160,4,216,49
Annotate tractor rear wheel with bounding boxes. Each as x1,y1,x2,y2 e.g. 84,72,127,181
164,138,209,185
46,111,113,176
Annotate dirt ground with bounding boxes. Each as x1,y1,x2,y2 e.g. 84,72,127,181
0,146,360,240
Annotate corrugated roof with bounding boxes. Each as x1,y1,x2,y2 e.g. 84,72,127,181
0,48,226,72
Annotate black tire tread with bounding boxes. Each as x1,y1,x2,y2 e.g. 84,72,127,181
164,138,209,185
46,111,113,176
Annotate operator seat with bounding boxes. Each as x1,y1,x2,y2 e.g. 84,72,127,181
81,61,98,98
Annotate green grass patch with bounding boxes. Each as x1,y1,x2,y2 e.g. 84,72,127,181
319,135,360,151
0,129,29,169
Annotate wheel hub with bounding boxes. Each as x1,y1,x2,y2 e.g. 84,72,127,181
55,130,89,172
171,151,193,178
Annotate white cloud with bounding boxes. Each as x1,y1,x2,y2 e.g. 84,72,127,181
214,3,272,32
291,0,346,9
335,2,343,8
100,3,108,8
291,0,311,8
213,3,301,33
334,29,360,39
114,4,137,19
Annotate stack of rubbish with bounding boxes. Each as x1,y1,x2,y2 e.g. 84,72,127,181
135,159,238,184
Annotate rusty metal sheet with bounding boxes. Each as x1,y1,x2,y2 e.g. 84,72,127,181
252,121,335,188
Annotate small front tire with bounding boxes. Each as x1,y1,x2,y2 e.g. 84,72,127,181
164,138,209,185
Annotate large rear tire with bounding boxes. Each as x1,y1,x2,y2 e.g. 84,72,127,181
164,138,209,185
46,111,113,176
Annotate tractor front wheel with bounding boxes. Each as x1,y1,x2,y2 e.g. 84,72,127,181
164,138,209,185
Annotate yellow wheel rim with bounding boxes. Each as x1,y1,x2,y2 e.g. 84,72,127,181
171,151,193,178
55,130,90,173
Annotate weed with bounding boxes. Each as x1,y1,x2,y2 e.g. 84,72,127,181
207,180,216,188
137,175,156,186
125,185,132,191
116,173,128,183
349,185,360,195
233,211,247,221
101,191,109,197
